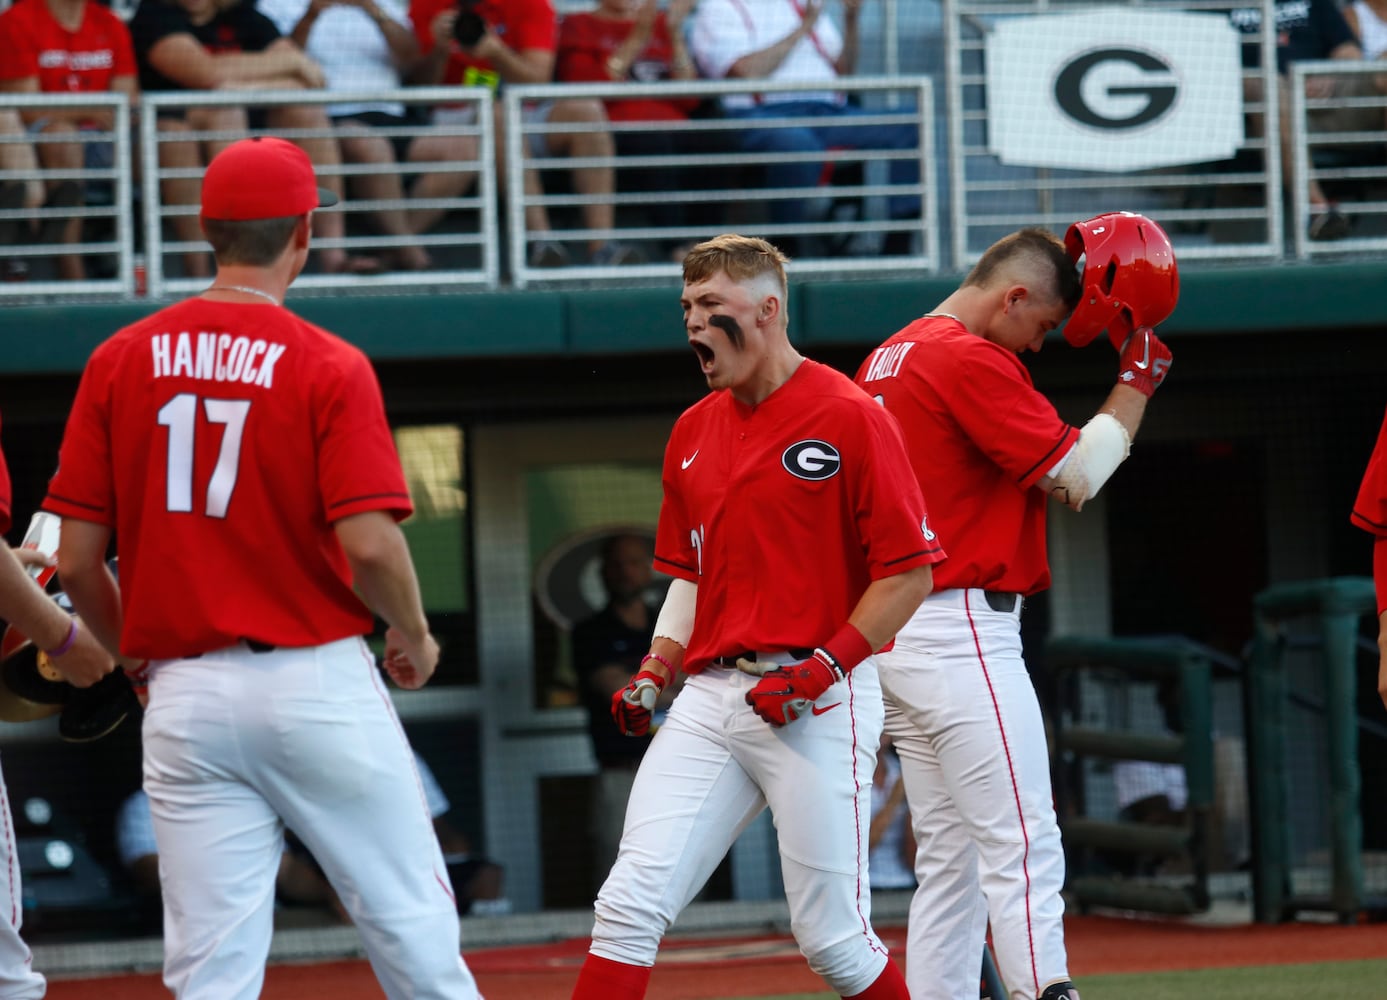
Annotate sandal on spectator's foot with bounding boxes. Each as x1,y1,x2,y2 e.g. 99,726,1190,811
1308,203,1350,241
528,239,571,268
320,251,386,275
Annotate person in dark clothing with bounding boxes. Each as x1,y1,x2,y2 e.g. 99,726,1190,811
571,532,672,891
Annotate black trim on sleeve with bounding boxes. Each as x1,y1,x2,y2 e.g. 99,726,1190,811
1017,426,1077,485
42,494,107,514
326,491,412,512
883,545,941,567
653,554,697,575
1351,509,1387,532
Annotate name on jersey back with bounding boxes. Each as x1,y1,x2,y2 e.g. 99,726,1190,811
151,332,286,388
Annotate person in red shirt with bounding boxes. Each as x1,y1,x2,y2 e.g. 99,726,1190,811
411,0,641,267
569,234,941,1000
854,215,1179,1000
44,136,481,1000
557,0,720,261
129,0,371,278
0,0,137,280
0,415,114,999
1352,406,1387,709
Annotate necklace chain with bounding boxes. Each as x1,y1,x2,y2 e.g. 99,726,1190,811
207,284,280,306
923,311,962,324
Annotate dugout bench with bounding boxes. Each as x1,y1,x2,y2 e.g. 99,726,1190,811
1046,635,1225,916
1245,576,1382,924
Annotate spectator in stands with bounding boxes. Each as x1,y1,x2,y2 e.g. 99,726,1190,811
570,532,676,892
1344,0,1387,60
257,0,477,272
129,0,371,276
868,733,915,892
556,0,713,261
410,0,642,268
0,0,136,280
688,0,922,257
0,109,47,281
1232,0,1387,240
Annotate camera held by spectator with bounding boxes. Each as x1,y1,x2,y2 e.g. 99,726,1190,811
452,0,485,47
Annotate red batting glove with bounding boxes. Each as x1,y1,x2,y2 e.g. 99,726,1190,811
1117,326,1172,398
745,650,842,727
611,669,666,737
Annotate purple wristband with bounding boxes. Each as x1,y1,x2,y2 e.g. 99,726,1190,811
45,619,78,658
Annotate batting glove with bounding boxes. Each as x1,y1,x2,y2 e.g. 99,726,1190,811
1116,326,1172,398
745,650,843,727
611,669,665,737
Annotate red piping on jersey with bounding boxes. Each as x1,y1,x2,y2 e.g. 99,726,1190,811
1,776,15,926
358,640,457,906
847,671,890,958
964,591,1039,994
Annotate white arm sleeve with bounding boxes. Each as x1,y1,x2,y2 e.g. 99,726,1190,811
653,578,696,648
1041,412,1132,508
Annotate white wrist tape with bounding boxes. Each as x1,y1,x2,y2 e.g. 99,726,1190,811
1046,411,1132,506
653,578,696,648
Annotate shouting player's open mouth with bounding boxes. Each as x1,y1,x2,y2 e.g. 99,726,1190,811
690,338,716,373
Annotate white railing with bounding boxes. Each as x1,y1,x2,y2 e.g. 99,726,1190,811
5,35,1387,304
1287,60,1387,260
944,0,1284,268
140,87,496,300
502,76,938,288
0,92,134,300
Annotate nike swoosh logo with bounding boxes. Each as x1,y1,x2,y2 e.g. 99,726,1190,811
681,450,699,470
1133,334,1151,370
811,702,842,716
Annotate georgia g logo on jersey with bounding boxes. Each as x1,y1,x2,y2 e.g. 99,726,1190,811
782,439,841,481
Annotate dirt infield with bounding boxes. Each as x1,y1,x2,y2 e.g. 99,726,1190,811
43,914,1387,999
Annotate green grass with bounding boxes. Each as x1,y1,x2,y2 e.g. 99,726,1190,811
729,957,1387,1000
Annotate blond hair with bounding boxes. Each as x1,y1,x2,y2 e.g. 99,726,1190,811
682,234,789,301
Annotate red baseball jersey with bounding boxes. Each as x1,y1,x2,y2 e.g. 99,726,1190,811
410,0,555,89
0,0,136,93
556,11,697,122
43,301,413,660
0,414,11,536
855,315,1078,596
654,360,943,672
1352,407,1387,539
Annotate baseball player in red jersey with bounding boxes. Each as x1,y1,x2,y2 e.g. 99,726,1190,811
0,418,113,1000
854,216,1179,1000
569,235,943,1000
41,137,480,1000
1352,405,1387,709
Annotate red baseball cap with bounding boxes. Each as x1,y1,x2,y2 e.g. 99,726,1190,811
200,136,338,221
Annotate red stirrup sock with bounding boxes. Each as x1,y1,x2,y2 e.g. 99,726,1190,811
571,953,653,1000
844,958,910,1000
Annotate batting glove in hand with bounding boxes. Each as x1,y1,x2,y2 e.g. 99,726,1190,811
745,650,842,727
612,669,665,737
1117,326,1172,398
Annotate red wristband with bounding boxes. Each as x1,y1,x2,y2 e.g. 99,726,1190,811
44,619,78,658
818,622,874,677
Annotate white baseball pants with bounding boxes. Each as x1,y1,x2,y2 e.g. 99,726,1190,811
590,659,892,997
0,762,43,1000
877,589,1070,1000
142,638,480,1000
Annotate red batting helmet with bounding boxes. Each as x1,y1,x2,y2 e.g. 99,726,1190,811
1062,212,1179,348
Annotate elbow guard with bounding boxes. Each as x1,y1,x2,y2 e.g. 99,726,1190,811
653,578,696,648
1046,412,1132,508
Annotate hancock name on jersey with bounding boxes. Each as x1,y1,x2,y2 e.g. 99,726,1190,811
859,341,915,383
150,332,286,388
